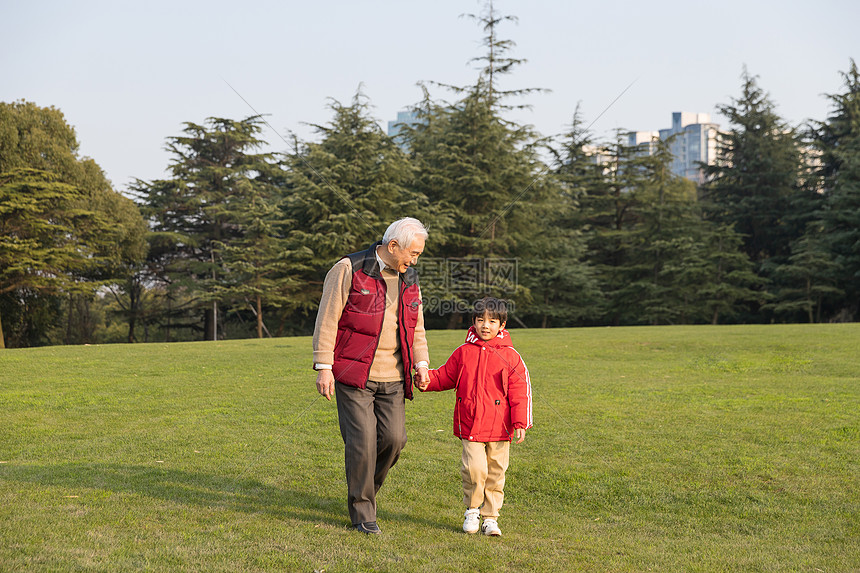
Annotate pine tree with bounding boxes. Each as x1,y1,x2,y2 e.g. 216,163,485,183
702,69,802,269
213,190,303,338
675,223,765,325
281,91,431,331
764,231,843,322
628,141,704,324
405,1,556,325
569,130,762,325
538,107,612,325
573,132,657,325
460,0,546,110
812,60,860,319
135,116,277,340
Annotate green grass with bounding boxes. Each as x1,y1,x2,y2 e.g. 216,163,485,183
1,325,858,572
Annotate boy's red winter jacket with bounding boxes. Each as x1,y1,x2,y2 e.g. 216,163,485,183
424,326,532,442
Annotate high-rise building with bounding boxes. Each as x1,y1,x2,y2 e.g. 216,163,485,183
387,110,422,148
627,112,720,183
659,112,719,183
627,131,661,156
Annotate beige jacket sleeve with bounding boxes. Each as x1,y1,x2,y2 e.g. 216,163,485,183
312,258,351,367
311,258,430,370
412,287,430,366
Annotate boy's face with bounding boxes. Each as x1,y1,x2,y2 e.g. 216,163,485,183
474,311,505,341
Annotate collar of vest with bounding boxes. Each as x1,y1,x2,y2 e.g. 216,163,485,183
346,241,418,286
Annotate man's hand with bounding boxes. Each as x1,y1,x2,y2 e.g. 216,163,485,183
316,369,335,401
515,428,526,444
415,366,429,391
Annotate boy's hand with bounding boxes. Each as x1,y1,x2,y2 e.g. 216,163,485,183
515,428,526,444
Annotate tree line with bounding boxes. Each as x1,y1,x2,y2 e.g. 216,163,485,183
1,5,858,348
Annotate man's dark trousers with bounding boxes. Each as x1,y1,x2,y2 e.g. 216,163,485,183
334,380,407,525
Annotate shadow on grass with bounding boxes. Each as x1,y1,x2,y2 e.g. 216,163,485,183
2,462,348,526
1,462,451,530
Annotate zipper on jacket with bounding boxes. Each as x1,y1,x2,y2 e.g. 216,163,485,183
399,277,413,390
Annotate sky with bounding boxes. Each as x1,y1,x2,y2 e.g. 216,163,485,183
2,0,857,195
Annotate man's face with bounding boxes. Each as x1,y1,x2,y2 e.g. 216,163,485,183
474,311,505,341
386,236,425,273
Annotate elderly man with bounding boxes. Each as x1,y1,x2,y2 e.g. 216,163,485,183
313,217,430,534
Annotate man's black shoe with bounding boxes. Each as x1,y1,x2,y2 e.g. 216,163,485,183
354,521,382,535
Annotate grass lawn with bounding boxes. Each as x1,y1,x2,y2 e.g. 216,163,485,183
1,324,858,572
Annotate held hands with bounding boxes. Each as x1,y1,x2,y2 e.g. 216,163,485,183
316,369,335,401
515,428,526,444
414,366,429,391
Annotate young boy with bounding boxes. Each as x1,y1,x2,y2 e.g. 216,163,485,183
419,297,532,536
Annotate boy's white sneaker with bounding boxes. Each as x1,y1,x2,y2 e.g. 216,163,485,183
463,509,480,534
481,518,502,536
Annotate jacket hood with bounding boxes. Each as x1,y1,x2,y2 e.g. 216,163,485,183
464,326,513,348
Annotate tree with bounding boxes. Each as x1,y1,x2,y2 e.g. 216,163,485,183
280,91,436,332
135,116,277,340
213,190,303,339
812,60,860,319
460,0,546,110
701,69,802,270
0,101,82,178
763,232,843,322
0,169,105,347
537,108,614,326
0,101,147,347
405,1,558,326
674,223,765,325
571,132,659,325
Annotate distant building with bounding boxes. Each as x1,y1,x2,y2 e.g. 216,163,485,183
627,131,661,156
628,112,720,183
582,144,613,168
387,110,422,150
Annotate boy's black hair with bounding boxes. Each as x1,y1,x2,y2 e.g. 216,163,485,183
471,297,508,325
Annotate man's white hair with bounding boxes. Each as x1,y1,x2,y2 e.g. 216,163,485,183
382,217,428,248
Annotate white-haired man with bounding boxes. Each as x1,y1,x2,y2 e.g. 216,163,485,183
313,217,430,534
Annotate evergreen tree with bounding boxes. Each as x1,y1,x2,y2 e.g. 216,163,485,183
135,116,277,340
405,1,560,326
407,79,542,258
812,60,860,319
763,231,843,322
673,223,766,325
460,0,546,110
571,131,762,325
574,132,656,325
627,141,704,325
0,169,108,347
282,91,432,331
539,107,613,325
213,189,303,338
701,69,802,271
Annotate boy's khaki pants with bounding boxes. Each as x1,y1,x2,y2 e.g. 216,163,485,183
461,439,510,519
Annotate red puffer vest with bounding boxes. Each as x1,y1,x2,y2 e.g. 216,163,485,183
331,242,422,400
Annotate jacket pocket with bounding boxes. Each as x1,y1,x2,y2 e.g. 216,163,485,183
346,287,382,314
338,330,377,362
